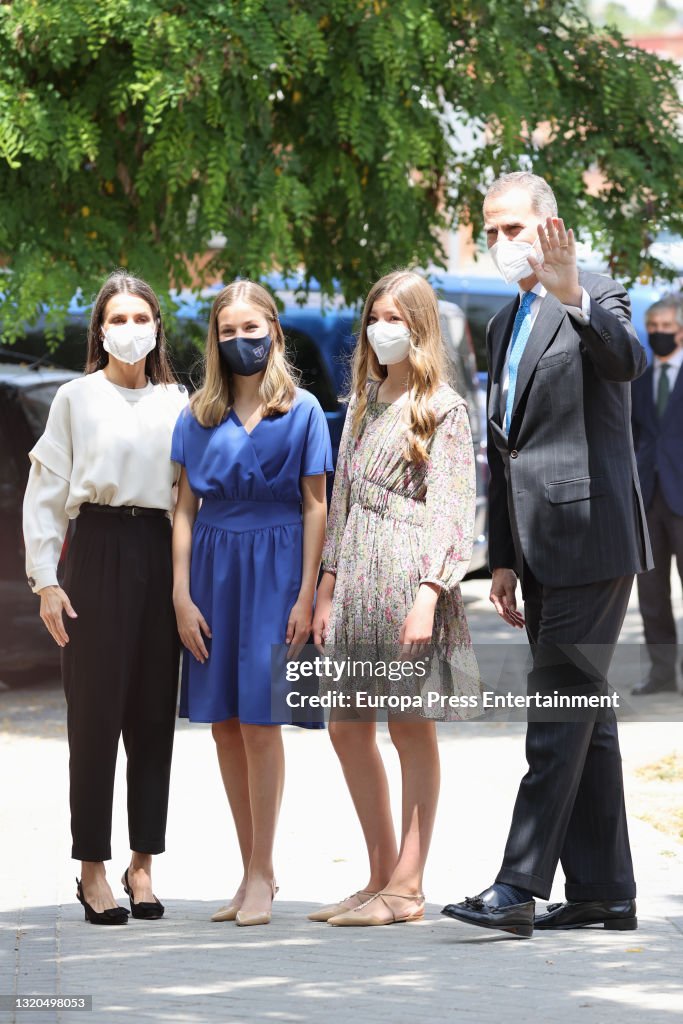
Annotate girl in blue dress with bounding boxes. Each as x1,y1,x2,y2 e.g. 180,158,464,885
171,280,333,926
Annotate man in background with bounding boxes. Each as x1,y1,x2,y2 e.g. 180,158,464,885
631,297,683,696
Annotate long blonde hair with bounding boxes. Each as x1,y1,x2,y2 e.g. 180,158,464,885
190,280,299,427
347,270,448,462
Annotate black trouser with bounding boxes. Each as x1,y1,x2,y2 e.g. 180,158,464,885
496,568,636,901
636,484,683,688
61,506,180,862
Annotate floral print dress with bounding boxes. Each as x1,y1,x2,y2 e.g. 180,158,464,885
322,379,481,720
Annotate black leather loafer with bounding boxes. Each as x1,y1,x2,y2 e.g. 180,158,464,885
534,899,637,930
441,887,535,938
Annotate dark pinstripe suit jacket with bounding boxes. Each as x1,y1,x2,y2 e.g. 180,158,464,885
486,271,653,587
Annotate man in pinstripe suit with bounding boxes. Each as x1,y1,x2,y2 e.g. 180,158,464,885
442,172,652,937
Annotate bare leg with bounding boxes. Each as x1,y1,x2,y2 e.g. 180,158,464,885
212,718,253,906
376,718,440,919
79,862,119,912
328,717,398,892
238,723,285,917
123,851,155,903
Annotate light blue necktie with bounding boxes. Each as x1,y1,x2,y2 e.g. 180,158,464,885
504,290,537,433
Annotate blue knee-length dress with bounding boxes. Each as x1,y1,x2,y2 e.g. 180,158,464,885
171,387,333,725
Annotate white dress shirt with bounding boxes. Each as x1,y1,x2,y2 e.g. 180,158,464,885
652,346,683,402
501,285,592,416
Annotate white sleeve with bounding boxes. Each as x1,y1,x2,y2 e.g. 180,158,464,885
29,385,73,478
23,461,70,592
564,288,591,326
23,385,73,593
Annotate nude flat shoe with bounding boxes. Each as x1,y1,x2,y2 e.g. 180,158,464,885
307,889,379,922
328,891,425,927
210,903,239,922
235,881,279,927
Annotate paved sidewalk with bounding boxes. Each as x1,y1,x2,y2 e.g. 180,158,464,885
1,579,682,1024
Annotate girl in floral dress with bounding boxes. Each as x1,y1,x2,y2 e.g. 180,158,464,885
310,270,479,927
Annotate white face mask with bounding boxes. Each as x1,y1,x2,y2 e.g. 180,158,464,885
103,322,157,365
489,238,541,284
367,321,412,365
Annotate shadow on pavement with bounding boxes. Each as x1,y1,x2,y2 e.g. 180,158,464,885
3,899,683,1023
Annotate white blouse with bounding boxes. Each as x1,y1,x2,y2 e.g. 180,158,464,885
23,370,189,593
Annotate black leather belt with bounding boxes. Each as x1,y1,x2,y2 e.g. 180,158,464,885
79,502,168,518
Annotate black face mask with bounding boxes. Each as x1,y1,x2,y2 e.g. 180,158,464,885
218,334,272,376
648,331,678,358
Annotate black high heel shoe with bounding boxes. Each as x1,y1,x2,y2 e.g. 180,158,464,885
76,878,129,925
121,867,165,920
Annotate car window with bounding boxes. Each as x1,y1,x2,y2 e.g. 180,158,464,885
282,328,339,412
11,324,87,373
19,382,67,438
439,313,482,446
166,320,209,392
440,312,472,393
439,291,511,370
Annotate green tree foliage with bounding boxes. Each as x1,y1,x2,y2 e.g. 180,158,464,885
0,0,682,338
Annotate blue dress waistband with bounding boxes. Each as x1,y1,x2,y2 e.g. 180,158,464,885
197,497,302,533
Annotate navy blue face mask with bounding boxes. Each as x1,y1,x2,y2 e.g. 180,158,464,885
218,334,272,376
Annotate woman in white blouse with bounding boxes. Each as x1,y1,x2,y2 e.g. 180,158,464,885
23,271,188,925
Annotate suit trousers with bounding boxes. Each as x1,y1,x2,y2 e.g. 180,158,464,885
61,506,180,861
496,567,636,901
636,483,683,687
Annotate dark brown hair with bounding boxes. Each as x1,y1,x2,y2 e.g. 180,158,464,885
85,270,176,384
